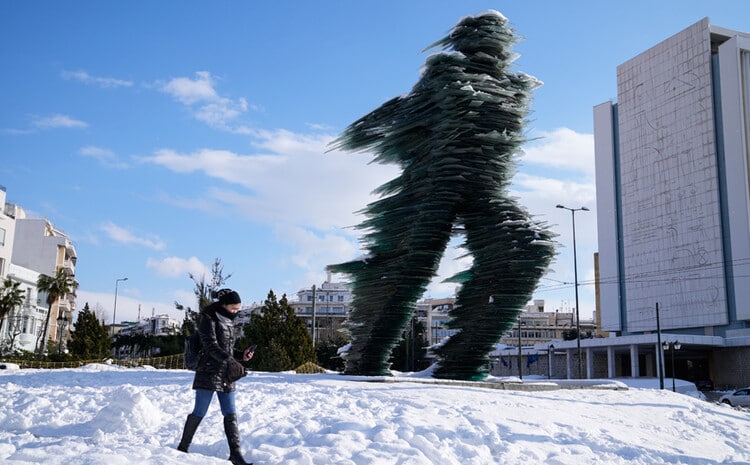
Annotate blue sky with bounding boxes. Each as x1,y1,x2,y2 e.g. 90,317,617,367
2,1,748,325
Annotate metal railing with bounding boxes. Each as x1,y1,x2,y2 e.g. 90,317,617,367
0,353,186,370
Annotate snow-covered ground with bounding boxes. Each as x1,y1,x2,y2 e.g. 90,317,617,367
1,364,748,464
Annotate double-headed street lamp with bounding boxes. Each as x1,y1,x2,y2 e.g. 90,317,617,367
56,313,68,355
112,277,128,336
556,204,589,379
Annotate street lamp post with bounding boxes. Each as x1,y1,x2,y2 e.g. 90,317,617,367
656,302,664,390
663,340,681,392
112,277,128,337
548,343,555,379
556,204,589,379
56,313,68,355
516,318,525,380
311,284,317,345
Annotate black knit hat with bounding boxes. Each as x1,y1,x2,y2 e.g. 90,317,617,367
215,288,241,305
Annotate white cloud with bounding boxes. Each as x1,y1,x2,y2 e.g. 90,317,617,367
274,225,360,289
306,122,335,131
250,128,329,154
3,113,88,134
282,227,358,270
159,71,253,130
508,130,598,317
146,256,211,280
161,71,219,104
523,127,595,179
80,145,116,161
142,129,399,231
147,147,282,180
61,70,133,88
79,146,128,169
513,173,596,208
194,97,249,127
101,222,166,251
0,127,33,135
32,114,88,129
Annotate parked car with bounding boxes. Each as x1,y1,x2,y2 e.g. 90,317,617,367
720,387,750,407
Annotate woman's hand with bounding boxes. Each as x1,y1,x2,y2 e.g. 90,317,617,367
242,346,255,362
226,357,247,381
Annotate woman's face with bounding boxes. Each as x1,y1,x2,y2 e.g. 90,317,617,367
224,303,241,313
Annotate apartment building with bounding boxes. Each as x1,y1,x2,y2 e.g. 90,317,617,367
118,314,180,337
290,279,351,343
0,186,77,355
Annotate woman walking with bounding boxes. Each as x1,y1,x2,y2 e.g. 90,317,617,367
177,288,255,465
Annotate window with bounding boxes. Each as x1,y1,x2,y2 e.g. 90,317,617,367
0,227,5,246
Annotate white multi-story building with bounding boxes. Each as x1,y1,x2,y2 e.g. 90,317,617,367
0,186,77,355
417,297,456,347
118,314,180,337
417,296,595,349
290,279,351,342
592,18,750,387
501,300,596,346
2,263,48,354
11,217,77,353
0,186,18,278
113,314,180,358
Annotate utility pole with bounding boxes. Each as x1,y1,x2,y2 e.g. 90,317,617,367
311,285,317,345
656,302,664,390
556,204,589,378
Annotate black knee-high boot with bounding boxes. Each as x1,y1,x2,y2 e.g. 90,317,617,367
177,414,202,452
223,414,252,465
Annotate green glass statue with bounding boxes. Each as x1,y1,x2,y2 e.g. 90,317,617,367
328,11,556,380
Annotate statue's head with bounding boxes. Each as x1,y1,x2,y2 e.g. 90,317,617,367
444,11,515,60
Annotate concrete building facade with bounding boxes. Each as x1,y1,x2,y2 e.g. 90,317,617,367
592,18,750,387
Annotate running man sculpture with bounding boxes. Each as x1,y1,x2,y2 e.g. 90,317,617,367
328,11,555,380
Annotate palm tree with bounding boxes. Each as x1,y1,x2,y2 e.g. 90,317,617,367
35,268,78,358
0,278,26,353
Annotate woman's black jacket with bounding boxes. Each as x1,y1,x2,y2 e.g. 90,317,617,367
192,302,243,393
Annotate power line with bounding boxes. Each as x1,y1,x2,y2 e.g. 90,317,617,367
534,254,750,294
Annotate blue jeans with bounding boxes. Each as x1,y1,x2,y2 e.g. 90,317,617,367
191,389,237,417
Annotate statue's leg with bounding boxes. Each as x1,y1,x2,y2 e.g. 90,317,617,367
340,191,456,375
433,199,554,380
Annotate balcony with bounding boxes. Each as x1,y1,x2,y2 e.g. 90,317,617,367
62,259,75,275
57,298,71,312
65,240,77,258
